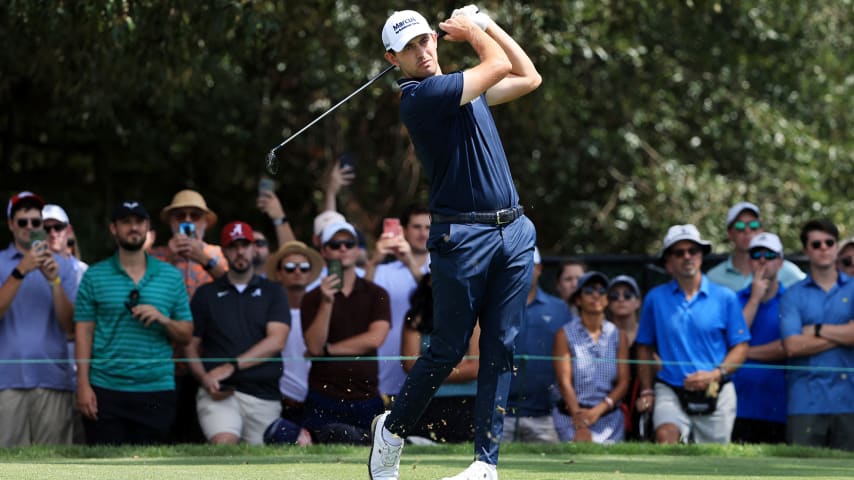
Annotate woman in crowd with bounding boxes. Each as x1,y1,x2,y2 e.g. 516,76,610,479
553,272,630,443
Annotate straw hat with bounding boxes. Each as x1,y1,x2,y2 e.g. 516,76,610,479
265,241,323,284
160,189,217,225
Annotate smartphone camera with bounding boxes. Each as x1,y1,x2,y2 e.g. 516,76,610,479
30,229,48,254
327,259,343,291
180,222,196,237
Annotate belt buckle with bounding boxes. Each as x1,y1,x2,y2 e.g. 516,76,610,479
496,209,509,225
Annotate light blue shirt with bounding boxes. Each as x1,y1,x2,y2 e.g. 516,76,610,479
637,275,751,386
707,256,805,291
0,243,78,391
779,273,854,415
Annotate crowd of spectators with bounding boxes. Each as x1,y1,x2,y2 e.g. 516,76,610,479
2,185,853,451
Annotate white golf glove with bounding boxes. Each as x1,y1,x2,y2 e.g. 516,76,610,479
451,4,490,32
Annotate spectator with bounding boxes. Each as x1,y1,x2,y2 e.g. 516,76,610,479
1,191,76,447
553,272,630,443
836,237,854,277
780,219,854,451
400,273,479,444
305,211,366,291
265,241,322,438
366,205,431,400
251,229,271,272
732,232,788,444
554,259,587,307
42,204,88,285
150,189,225,297
707,202,805,290
636,224,750,444
606,274,650,440
74,201,193,445
185,221,290,445
256,184,297,247
504,247,570,443
301,221,390,444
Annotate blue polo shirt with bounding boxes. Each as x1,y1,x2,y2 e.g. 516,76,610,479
735,284,787,423
0,243,77,391
779,273,854,415
508,288,572,416
398,72,519,215
707,256,805,291
637,275,750,386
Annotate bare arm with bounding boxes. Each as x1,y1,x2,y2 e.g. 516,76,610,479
783,333,836,358
552,329,579,413
815,320,854,346
302,276,337,356
439,16,511,106
480,19,541,105
75,321,98,420
0,250,43,318
747,340,787,362
257,191,296,246
326,320,389,356
130,304,193,345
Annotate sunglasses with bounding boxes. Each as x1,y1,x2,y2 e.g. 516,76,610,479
810,238,836,250
171,209,203,221
44,223,68,233
732,220,761,232
254,239,268,248
326,239,356,250
580,286,608,296
608,291,637,301
16,218,42,228
749,249,779,261
669,246,702,258
841,256,854,268
281,261,311,273
124,289,140,312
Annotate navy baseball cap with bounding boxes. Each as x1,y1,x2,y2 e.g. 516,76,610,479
111,201,150,221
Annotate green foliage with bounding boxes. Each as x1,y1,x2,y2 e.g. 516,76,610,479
1,1,851,258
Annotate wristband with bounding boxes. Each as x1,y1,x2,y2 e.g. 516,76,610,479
11,268,25,280
273,216,288,226
640,389,655,397
50,276,61,286
604,397,615,410
814,323,823,338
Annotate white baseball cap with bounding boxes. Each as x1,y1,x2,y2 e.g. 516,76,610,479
749,232,783,257
382,10,434,52
726,202,760,228
661,224,712,256
42,204,70,224
313,210,346,237
321,221,357,246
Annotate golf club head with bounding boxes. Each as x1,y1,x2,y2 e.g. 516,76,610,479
266,150,279,175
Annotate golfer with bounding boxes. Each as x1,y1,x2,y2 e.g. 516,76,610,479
369,6,540,480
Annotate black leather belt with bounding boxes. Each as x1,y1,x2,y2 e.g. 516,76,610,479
431,206,524,226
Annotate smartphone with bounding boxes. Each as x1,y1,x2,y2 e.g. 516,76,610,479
383,218,402,238
258,177,275,194
327,259,343,291
180,221,196,238
30,229,47,253
339,153,355,171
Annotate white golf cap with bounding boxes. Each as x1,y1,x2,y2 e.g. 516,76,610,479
382,10,434,52
749,232,783,257
313,210,346,237
726,201,760,228
661,224,712,256
42,204,70,224
321,221,357,246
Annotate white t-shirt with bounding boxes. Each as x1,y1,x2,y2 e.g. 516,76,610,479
279,307,310,402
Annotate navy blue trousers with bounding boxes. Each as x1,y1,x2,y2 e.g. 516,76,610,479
386,215,535,465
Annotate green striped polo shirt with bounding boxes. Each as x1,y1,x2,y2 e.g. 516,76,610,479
74,253,193,392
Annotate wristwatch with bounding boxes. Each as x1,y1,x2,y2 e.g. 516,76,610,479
273,215,288,226
717,366,731,383
814,323,823,337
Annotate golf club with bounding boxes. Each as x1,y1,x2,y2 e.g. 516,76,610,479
265,31,447,174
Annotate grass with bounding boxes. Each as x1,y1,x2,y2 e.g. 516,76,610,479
1,442,853,480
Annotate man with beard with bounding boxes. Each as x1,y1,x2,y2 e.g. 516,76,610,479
185,221,290,445
74,201,193,445
365,205,431,400
635,224,749,444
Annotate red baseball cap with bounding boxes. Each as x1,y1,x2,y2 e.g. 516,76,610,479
7,191,45,219
221,221,255,248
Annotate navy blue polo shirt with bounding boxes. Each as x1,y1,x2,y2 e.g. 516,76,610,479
398,72,519,215
190,274,290,400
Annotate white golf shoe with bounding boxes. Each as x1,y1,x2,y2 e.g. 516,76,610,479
440,460,498,480
368,411,403,480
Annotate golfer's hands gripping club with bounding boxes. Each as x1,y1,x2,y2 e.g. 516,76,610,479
451,4,490,32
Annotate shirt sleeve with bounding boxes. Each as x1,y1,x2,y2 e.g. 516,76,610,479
779,287,802,339
266,282,291,327
170,269,193,322
724,292,751,346
300,288,320,333
636,290,657,346
405,73,465,121
372,284,391,324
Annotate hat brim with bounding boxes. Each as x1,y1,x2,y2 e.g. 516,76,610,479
265,242,324,285
160,205,217,226
659,241,712,261
569,271,610,304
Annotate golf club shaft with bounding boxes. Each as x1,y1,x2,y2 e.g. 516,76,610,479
270,64,396,153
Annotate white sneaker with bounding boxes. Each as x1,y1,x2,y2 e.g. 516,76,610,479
368,411,403,480
441,461,498,480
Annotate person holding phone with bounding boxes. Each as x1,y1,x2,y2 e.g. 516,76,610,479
300,221,391,444
1,191,77,447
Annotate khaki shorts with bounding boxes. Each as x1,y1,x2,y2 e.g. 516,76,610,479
502,415,559,443
196,388,281,445
0,388,73,447
653,381,736,444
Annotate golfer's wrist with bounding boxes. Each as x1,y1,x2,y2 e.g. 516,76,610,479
640,389,655,397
